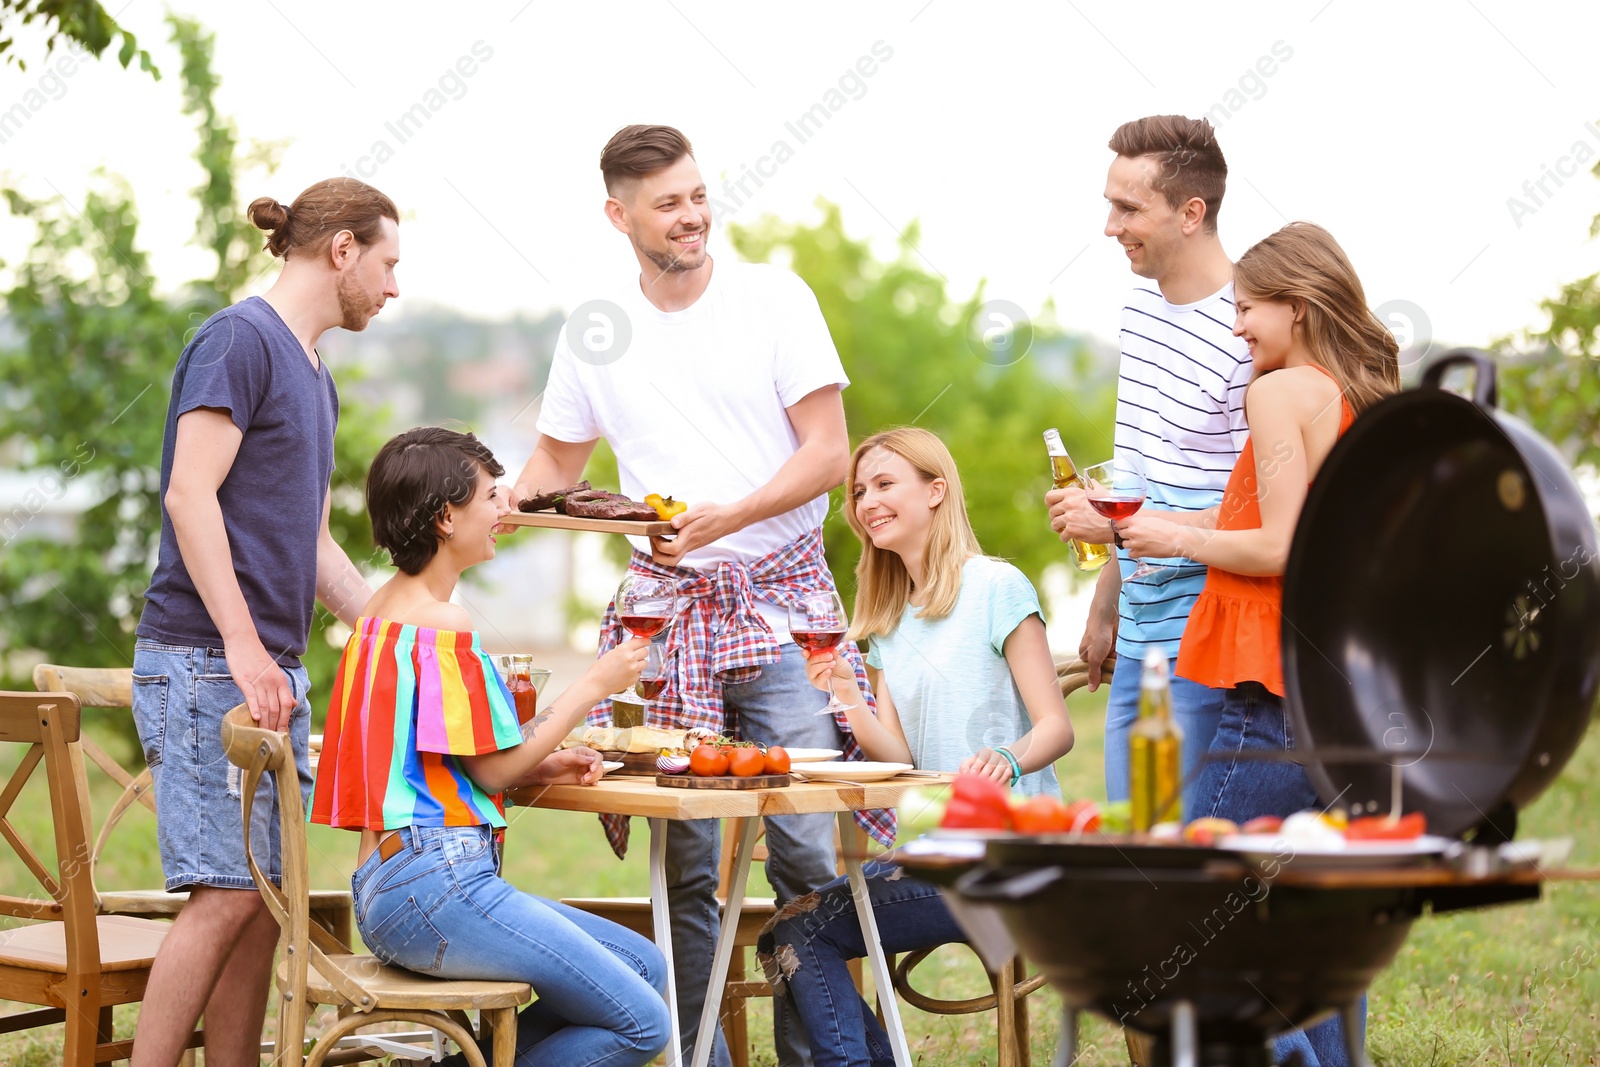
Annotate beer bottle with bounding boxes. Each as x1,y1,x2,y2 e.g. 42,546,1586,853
1043,428,1112,572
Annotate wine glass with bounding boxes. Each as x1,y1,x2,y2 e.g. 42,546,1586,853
636,642,668,707
615,575,676,702
789,590,852,716
1082,458,1164,579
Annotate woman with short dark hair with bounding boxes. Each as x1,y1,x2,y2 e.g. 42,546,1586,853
311,426,669,1067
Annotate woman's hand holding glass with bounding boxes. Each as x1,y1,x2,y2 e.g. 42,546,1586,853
1083,457,1177,579
790,591,855,716
585,637,650,703
1115,513,1191,565
801,644,861,713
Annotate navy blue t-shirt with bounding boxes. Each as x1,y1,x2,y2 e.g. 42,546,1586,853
137,296,339,665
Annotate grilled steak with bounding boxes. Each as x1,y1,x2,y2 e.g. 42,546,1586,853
520,481,660,521
564,496,662,521
519,481,591,513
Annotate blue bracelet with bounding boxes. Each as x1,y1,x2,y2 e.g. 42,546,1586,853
995,746,1022,782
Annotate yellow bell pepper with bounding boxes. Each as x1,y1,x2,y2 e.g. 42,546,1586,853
645,494,687,521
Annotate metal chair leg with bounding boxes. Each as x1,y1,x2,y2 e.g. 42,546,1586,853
1050,1006,1077,1067
1343,1002,1372,1067
1171,1000,1198,1067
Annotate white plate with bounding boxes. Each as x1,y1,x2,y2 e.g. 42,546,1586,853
1220,832,1453,868
600,761,624,774
783,748,844,763
792,761,914,783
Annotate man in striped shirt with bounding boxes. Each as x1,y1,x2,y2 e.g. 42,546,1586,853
1048,115,1251,810
1050,113,1363,1067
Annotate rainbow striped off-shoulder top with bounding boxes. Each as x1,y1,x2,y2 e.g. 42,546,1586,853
310,616,523,831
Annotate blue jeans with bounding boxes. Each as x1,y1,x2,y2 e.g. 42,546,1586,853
130,640,311,891
354,824,669,1067
1104,653,1226,816
1192,682,1363,1067
668,643,848,1067
758,863,964,1067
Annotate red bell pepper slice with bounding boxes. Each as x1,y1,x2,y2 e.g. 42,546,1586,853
1345,811,1427,841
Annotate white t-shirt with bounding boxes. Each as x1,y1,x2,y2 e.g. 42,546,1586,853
1112,281,1251,659
864,557,1060,798
538,260,849,637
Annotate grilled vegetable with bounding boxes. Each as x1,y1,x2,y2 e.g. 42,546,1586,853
939,773,1013,831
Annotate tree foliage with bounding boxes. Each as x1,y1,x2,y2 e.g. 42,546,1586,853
726,202,1116,600
1490,118,1600,474
0,14,383,704
0,0,154,73
1498,270,1600,473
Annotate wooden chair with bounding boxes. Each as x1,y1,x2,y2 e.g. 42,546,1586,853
0,689,199,1065
219,703,529,1067
33,664,354,945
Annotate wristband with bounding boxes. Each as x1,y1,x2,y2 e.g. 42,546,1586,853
995,746,1022,782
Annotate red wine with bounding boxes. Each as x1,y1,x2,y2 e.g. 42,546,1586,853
1088,496,1144,521
620,614,668,639
792,629,846,654
637,677,667,700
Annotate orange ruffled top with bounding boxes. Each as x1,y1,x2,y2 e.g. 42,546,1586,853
1176,371,1354,697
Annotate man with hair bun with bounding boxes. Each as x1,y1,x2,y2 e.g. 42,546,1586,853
130,177,399,1066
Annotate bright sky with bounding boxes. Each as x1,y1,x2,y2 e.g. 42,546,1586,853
4,0,1600,357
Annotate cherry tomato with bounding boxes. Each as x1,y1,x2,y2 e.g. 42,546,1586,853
1011,795,1070,834
762,746,791,775
690,743,729,777
1241,815,1283,835
1063,799,1102,834
728,747,766,777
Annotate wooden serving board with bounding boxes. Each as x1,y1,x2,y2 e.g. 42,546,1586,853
656,773,792,790
502,512,675,537
600,751,662,776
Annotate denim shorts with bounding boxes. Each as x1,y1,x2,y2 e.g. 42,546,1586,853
131,639,311,892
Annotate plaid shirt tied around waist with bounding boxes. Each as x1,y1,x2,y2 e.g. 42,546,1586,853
588,527,896,857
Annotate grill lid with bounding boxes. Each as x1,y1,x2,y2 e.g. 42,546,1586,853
1281,351,1600,839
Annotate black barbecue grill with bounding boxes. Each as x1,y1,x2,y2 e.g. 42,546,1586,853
902,352,1600,1067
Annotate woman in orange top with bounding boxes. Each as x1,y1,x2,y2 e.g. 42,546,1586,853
1117,222,1400,1066
1120,221,1400,817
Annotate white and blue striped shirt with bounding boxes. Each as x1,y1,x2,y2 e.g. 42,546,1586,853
1113,282,1252,659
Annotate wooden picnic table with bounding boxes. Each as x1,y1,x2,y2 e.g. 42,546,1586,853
508,773,951,1067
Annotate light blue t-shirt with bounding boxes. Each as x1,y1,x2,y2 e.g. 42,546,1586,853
864,557,1060,797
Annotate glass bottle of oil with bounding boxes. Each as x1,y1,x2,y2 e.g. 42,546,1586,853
1130,649,1184,832
1043,428,1112,572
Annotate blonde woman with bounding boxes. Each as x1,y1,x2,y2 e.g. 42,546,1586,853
758,427,1073,1067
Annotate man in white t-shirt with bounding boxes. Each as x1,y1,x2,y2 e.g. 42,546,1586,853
1046,114,1356,1067
511,124,875,1067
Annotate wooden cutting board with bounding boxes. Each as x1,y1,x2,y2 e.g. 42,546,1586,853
502,512,675,536
656,773,792,790
600,751,661,775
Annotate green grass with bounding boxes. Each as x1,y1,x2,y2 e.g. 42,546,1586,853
3,693,1598,1065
